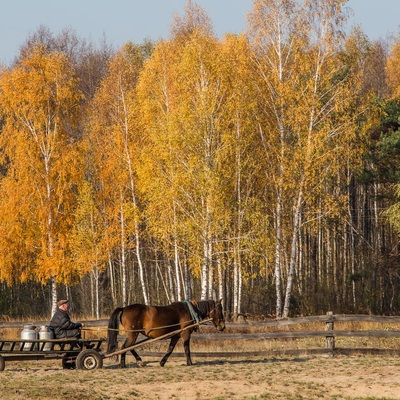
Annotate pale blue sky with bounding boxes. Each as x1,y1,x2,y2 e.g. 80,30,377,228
0,0,399,66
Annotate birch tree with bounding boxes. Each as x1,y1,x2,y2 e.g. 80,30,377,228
137,1,228,301
70,181,105,318
173,32,227,300
248,0,363,317
136,39,186,302
218,33,272,315
0,45,82,314
85,43,150,305
138,31,227,300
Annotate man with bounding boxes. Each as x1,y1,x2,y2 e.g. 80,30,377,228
49,299,84,339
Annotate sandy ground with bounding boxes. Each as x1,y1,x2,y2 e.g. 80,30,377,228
1,353,400,399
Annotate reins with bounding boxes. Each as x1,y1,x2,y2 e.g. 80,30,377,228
83,318,215,334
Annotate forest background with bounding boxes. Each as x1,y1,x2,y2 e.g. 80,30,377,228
1,0,400,320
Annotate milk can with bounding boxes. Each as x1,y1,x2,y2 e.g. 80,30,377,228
20,325,38,350
39,325,54,351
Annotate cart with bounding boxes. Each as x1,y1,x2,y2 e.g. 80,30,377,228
0,337,104,371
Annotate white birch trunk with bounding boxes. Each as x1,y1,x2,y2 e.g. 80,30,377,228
207,238,213,299
90,273,94,317
174,236,182,301
120,199,127,307
233,254,243,316
94,242,100,319
238,265,242,315
51,278,58,316
135,230,149,304
233,258,239,316
201,236,208,300
283,189,303,318
167,262,176,303
108,257,116,308
217,258,223,301
45,155,58,316
94,264,99,319
274,199,283,317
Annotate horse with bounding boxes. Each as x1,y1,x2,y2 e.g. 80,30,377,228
107,299,225,367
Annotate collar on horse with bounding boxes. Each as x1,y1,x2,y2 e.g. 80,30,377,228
184,300,200,324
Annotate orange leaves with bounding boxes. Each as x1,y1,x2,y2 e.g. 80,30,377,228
2,46,81,129
0,45,82,285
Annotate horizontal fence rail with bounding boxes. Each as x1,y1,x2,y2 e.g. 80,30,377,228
189,330,400,340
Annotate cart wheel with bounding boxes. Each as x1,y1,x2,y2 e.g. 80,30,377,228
0,355,5,372
62,354,76,370
76,349,103,370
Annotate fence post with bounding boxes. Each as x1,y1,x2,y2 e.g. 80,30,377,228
325,311,335,355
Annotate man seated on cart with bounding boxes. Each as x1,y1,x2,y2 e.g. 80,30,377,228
49,299,84,339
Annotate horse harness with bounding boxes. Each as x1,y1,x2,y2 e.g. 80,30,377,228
185,300,201,324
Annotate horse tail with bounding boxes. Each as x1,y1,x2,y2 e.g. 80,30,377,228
107,307,124,354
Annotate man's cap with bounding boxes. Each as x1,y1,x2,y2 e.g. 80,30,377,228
57,299,69,307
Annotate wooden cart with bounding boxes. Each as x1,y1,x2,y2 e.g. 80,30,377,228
0,337,104,371
0,318,212,371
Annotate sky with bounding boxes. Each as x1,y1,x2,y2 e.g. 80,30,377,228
1,0,400,66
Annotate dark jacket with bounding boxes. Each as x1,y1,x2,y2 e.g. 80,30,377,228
49,308,82,338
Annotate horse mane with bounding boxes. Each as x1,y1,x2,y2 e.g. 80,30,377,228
195,299,215,319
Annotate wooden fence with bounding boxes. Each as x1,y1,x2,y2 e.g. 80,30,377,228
2,312,400,358
140,312,400,358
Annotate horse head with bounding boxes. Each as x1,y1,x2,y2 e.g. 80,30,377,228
210,299,225,331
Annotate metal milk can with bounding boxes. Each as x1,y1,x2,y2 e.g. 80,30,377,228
20,325,38,351
39,325,54,351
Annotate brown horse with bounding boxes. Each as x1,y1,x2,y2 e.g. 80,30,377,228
107,299,225,367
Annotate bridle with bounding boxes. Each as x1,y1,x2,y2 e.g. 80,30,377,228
210,302,225,327
189,300,225,329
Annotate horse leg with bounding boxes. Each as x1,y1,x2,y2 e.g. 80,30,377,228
120,332,142,368
160,335,179,367
130,347,143,367
182,336,193,366
120,337,129,368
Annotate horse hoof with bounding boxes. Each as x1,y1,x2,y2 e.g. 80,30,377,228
137,361,144,368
